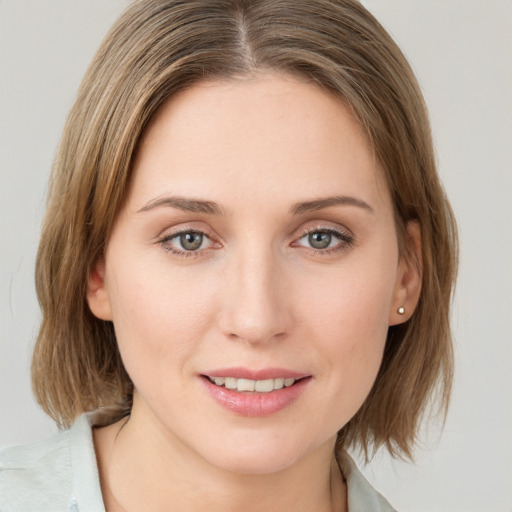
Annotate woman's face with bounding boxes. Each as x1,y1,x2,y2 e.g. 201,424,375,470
88,73,417,474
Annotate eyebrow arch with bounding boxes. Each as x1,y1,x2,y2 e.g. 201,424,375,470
137,196,227,216
289,196,374,215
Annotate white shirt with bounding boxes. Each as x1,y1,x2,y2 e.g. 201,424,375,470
0,414,396,511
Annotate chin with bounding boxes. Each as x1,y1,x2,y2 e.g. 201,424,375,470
189,426,325,475
208,446,303,475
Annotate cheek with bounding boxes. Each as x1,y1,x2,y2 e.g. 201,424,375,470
299,259,396,408
302,260,394,342
105,258,218,384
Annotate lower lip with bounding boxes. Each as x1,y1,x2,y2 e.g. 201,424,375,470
200,376,311,416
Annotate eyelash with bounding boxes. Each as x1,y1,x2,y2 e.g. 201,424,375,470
158,230,216,258
157,225,355,258
292,225,355,254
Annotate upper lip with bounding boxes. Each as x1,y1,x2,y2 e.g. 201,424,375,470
202,367,310,380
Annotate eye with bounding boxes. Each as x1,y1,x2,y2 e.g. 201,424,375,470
293,227,354,252
177,231,206,251
159,230,215,255
307,231,335,249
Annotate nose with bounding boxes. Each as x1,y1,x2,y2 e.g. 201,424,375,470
217,247,292,345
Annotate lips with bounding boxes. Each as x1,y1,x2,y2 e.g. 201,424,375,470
200,367,311,416
204,367,309,381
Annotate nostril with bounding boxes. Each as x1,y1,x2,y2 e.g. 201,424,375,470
216,283,292,344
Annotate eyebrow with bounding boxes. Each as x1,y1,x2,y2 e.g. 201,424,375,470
137,194,373,216
289,196,374,215
137,196,227,216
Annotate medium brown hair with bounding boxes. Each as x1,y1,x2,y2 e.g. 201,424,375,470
33,0,457,460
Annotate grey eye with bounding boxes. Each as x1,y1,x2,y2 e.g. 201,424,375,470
180,232,203,250
308,231,332,249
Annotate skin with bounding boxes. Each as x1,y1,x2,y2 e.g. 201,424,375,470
88,73,421,512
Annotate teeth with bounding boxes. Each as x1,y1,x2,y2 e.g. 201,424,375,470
225,377,237,390
237,379,255,392
208,376,297,392
254,379,274,392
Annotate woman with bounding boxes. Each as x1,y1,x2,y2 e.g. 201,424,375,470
0,0,457,510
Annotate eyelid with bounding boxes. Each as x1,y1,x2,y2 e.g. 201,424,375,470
294,221,354,239
155,221,354,258
156,224,222,257
291,223,355,252
156,219,223,243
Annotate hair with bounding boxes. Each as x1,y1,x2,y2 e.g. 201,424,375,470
33,0,457,460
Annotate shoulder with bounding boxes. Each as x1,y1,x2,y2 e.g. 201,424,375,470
337,452,397,512
0,414,104,512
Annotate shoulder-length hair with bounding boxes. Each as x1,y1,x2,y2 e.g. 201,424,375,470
33,0,457,460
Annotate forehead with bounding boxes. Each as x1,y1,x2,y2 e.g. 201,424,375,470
129,73,391,212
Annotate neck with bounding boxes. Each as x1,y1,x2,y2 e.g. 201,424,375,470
94,398,347,512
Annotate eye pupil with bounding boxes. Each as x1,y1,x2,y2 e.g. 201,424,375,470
309,231,331,249
180,232,203,250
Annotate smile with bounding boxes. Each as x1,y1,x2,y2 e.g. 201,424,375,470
206,376,297,393
201,371,311,416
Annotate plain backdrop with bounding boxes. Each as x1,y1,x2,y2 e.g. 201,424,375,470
1,1,511,511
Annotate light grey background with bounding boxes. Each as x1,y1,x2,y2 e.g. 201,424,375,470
1,1,511,510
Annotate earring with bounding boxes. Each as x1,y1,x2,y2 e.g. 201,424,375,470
397,306,405,315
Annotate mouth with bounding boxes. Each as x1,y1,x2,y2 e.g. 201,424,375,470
200,369,311,416
203,375,303,393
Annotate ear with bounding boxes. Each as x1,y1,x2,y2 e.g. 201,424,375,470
389,221,422,325
86,259,113,321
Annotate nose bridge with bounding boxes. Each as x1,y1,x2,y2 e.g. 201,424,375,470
219,240,289,344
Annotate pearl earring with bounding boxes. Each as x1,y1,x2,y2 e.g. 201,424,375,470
397,306,405,315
